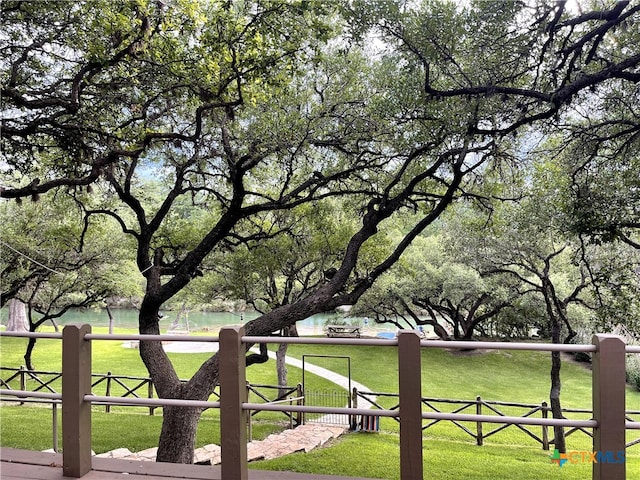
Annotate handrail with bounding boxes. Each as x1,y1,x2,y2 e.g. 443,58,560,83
243,335,599,351
0,327,635,480
0,331,62,339
86,395,220,409
2,388,624,432
0,389,61,400
85,333,219,342
6,329,635,353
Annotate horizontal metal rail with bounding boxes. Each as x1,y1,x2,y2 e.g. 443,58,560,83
85,395,220,409
243,402,396,417
3,389,627,431
6,330,639,354
421,411,596,428
4,386,638,433
0,397,61,405
243,335,600,352
0,331,63,339
243,402,599,428
86,333,220,342
0,389,61,400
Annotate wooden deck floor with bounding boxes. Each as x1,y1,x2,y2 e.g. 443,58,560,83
0,448,374,480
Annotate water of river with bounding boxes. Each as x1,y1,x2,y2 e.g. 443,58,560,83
4,308,391,335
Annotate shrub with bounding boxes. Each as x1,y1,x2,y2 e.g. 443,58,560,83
569,328,592,363
626,353,640,391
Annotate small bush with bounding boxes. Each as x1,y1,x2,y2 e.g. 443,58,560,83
569,328,592,363
626,354,640,391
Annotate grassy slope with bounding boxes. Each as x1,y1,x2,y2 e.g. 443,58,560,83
252,342,640,479
2,329,639,479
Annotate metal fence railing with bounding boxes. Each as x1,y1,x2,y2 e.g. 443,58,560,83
1,327,639,480
352,390,640,450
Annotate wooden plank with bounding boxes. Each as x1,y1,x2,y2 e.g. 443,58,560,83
0,448,63,466
92,457,217,478
0,462,64,480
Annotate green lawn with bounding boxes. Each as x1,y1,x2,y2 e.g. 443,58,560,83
2,328,640,479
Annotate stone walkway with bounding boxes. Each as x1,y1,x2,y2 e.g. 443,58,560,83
95,423,348,464
93,346,375,465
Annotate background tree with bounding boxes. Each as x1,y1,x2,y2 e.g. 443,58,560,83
356,232,520,340
561,69,640,249
5,299,28,332
197,201,361,395
450,153,632,453
3,0,639,463
0,192,140,369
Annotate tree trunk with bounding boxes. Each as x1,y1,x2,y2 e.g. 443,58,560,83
137,291,219,464
550,318,566,453
276,325,298,399
106,305,115,335
432,322,451,340
461,322,475,340
24,337,36,371
276,343,288,399
49,318,59,332
156,405,203,464
6,298,28,332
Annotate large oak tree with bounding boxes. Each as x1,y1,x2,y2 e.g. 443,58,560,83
2,0,639,463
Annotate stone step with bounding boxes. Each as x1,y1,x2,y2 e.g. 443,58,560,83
96,423,348,465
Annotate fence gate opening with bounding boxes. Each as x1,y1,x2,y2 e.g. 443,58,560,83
302,354,351,427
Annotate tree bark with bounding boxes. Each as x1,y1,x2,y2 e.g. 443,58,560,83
156,405,203,464
429,321,451,341
137,285,221,464
276,325,298,399
24,337,36,371
549,312,566,452
106,305,115,335
550,348,566,452
276,344,288,399
6,298,28,332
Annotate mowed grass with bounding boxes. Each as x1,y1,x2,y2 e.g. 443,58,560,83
0,327,336,452
253,341,640,478
2,327,640,479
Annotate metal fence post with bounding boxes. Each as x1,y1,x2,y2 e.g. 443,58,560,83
219,326,248,480
105,372,112,413
541,401,549,450
148,379,155,416
62,324,92,477
476,396,483,446
352,387,359,431
246,381,253,441
19,366,26,405
592,334,626,480
296,383,303,426
398,330,423,479
52,402,59,453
